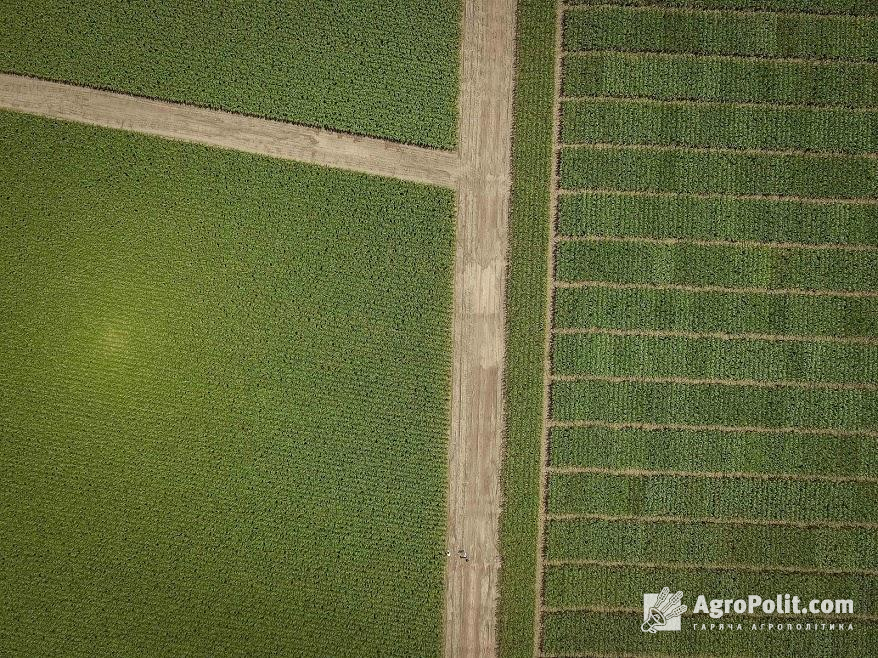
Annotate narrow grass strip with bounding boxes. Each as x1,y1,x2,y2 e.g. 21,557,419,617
543,610,876,656
559,146,877,198
545,517,877,569
546,472,877,522
563,6,878,61
551,332,878,383
563,52,878,108
560,98,876,153
553,286,878,337
565,0,878,16
551,379,878,431
556,191,878,244
544,563,875,610
498,1,556,656
554,241,878,292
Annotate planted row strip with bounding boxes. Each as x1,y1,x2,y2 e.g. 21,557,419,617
544,563,875,610
543,610,876,656
552,332,878,384
555,240,878,292
565,0,878,16
557,234,878,252
563,5,877,61
551,378,878,430
549,426,877,477
547,472,877,522
555,280,878,300
553,326,878,346
563,52,878,108
561,98,876,153
554,286,878,337
557,191,878,244
545,516,877,569
559,146,877,198
551,374,878,393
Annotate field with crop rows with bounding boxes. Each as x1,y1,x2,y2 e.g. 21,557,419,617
501,0,878,656
0,0,460,148
0,111,455,656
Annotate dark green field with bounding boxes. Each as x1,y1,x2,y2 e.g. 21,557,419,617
500,1,877,656
0,0,461,147
0,111,454,656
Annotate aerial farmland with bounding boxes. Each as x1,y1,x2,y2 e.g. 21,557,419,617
0,1,875,657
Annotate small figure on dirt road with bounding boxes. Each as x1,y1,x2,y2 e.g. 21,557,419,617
457,549,469,562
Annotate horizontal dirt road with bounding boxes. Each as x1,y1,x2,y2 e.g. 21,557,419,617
0,73,460,188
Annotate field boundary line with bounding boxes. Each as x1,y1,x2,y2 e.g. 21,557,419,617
534,2,565,656
544,558,878,577
554,234,878,253
556,187,878,206
559,93,878,113
553,327,878,346
0,73,460,188
546,465,878,484
547,419,878,438
554,279,878,299
563,48,878,67
550,373,878,392
560,141,878,160
545,512,878,530
540,651,724,658
563,1,878,20
541,604,878,622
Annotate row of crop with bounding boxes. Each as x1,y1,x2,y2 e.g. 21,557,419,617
561,98,876,152
546,517,877,568
555,240,878,292
547,472,876,522
554,286,877,337
564,5,877,61
544,610,875,656
497,0,558,656
557,192,878,244
563,52,877,107
566,0,878,16
551,380,878,430
552,332,878,383
545,563,875,609
559,146,877,197
550,426,877,477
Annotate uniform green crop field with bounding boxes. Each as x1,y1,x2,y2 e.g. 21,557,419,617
501,0,878,656
0,111,455,656
0,1,460,148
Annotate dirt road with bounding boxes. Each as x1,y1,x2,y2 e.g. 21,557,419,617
0,74,459,188
444,1,516,656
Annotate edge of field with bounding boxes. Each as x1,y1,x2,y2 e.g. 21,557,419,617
497,1,556,656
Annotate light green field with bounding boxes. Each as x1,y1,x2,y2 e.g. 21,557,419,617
500,0,878,656
0,1,461,147
0,111,454,656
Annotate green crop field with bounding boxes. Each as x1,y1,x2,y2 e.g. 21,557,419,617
0,111,454,656
500,0,877,656
0,0,461,148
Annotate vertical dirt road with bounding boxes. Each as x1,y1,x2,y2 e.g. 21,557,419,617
444,1,516,656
